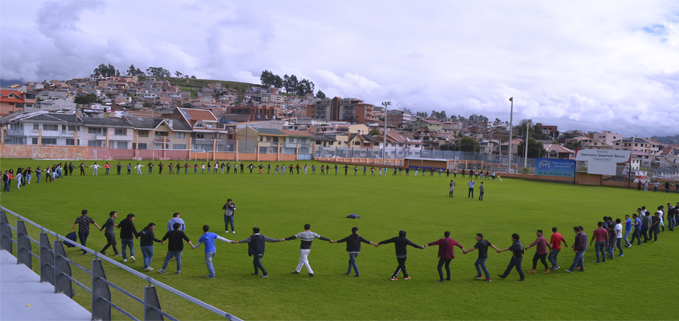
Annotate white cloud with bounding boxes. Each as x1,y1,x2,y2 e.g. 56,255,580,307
1,0,679,136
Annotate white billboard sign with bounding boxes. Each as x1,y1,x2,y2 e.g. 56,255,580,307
575,149,631,163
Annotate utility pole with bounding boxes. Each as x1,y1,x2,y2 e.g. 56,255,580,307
507,97,514,173
381,101,390,165
524,120,530,168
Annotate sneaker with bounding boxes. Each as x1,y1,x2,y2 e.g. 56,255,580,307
619,254,624,257
130,256,135,261
553,266,560,270
344,273,351,276
565,269,573,273
225,231,229,233
158,270,165,274
291,271,300,274
308,273,314,277
100,252,108,256
114,253,121,257
391,277,398,281
474,275,484,280
123,259,127,263
206,275,215,278
82,252,88,256
232,231,236,233
497,274,505,279
146,267,154,271
175,271,180,275
404,276,411,280
543,269,550,274
261,275,269,278
484,278,492,282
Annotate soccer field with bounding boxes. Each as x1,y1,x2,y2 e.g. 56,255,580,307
1,158,677,320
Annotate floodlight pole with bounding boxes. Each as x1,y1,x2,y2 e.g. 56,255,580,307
507,97,514,173
382,101,391,165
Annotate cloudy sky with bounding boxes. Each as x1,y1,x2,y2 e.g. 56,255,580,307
2,0,678,136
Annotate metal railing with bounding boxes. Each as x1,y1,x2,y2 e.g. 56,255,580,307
0,207,243,321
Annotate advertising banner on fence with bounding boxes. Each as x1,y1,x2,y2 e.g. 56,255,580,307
535,158,576,177
575,149,631,163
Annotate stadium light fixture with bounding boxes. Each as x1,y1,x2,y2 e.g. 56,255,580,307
508,97,513,173
382,101,391,165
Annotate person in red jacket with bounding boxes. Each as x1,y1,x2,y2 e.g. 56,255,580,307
424,231,465,282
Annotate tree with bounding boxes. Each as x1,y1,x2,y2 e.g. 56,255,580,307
415,111,428,118
296,79,314,96
74,94,99,105
494,118,502,123
93,63,117,77
517,137,547,158
142,102,152,108
316,90,326,99
565,140,582,150
260,70,275,87
146,67,171,78
175,71,183,78
369,128,381,135
439,110,447,119
182,102,193,108
190,75,196,79
454,137,480,152
283,74,298,94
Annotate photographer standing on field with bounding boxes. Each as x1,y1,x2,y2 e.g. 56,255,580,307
223,198,237,234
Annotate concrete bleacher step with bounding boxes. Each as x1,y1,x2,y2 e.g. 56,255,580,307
0,250,91,321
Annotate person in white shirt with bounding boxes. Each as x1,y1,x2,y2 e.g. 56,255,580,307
614,218,624,257
468,180,475,198
134,163,144,175
90,162,101,176
657,206,665,232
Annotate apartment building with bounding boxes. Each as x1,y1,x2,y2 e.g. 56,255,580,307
306,97,374,124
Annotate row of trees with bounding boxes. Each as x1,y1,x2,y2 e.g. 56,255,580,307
92,63,196,79
259,70,323,98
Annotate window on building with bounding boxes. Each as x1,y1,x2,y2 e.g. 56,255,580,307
116,142,127,149
33,124,40,130
173,144,186,150
43,124,59,131
132,143,147,150
354,141,360,145
138,130,149,137
155,131,168,137
32,138,38,144
196,133,205,139
175,132,185,138
66,139,77,146
194,122,204,128
114,128,127,136
88,128,104,135
211,134,219,140
88,140,103,147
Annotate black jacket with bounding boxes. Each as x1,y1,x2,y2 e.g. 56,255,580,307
118,219,138,239
378,230,422,257
337,233,372,252
139,227,162,246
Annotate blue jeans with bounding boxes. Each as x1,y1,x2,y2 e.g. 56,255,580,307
616,238,623,255
594,241,606,262
623,230,631,246
149,168,152,174
141,246,154,268
78,232,89,253
121,239,134,260
669,217,676,231
475,257,489,279
161,250,182,272
36,174,41,184
631,228,641,245
347,252,359,275
253,254,267,275
569,250,585,271
606,242,615,259
501,257,524,280
548,249,560,268
205,251,216,277
224,215,234,232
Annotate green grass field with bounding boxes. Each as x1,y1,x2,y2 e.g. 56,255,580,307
1,158,678,320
